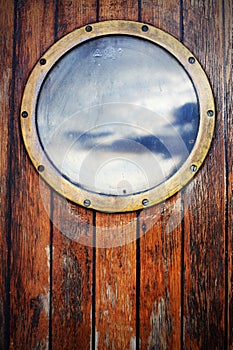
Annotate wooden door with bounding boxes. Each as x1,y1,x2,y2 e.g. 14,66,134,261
0,0,232,349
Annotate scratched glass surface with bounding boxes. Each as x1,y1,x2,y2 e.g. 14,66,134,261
37,35,199,195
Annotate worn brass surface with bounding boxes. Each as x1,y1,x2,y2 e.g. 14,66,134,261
21,20,215,212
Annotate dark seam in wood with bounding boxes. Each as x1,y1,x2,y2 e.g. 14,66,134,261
6,1,18,349
180,0,184,43
136,7,141,350
222,0,229,348
181,192,185,350
49,3,58,348
180,2,184,350
49,191,54,350
92,211,96,350
54,0,59,42
96,0,100,22
138,0,141,22
136,210,141,350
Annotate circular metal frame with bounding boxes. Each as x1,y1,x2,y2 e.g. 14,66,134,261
21,20,215,213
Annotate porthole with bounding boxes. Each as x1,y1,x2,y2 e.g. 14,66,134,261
21,20,215,212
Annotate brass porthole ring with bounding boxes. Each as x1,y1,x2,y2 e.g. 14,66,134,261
21,20,215,213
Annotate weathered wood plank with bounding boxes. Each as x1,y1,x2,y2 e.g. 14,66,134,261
139,199,182,350
9,1,56,349
182,1,226,348
0,0,14,348
225,1,233,348
95,214,137,350
140,0,180,39
99,0,138,21
139,3,182,349
50,1,97,349
95,2,138,349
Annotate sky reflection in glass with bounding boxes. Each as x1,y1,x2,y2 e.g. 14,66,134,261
37,35,199,195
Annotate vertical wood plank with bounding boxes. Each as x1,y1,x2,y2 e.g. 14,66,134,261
10,1,56,349
140,0,180,39
182,1,226,348
95,214,137,350
139,2,182,349
0,0,14,348
225,0,233,348
51,1,97,349
95,2,139,349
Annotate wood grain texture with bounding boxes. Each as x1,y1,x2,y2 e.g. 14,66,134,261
95,2,138,349
139,198,182,350
52,198,93,350
182,1,226,348
95,214,137,350
139,2,182,349
51,1,97,349
141,0,180,39
9,1,55,349
0,0,231,349
225,1,233,348
0,1,14,348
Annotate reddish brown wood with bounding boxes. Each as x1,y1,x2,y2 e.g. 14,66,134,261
226,1,233,348
0,0,14,348
141,0,180,39
9,1,56,349
139,199,182,349
99,0,138,21
0,1,231,349
52,198,93,350
96,214,137,350
95,2,138,349
50,1,97,349
182,1,226,348
139,2,182,349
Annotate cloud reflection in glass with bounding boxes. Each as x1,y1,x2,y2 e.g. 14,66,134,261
37,35,199,196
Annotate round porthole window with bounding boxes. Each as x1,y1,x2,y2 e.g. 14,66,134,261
21,20,215,212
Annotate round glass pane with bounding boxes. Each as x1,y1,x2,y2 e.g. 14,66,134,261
37,35,199,196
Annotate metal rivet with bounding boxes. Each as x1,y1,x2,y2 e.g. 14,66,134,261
142,25,149,32
85,25,92,32
190,164,197,172
38,165,45,172
21,111,28,118
84,199,91,207
207,110,214,117
40,58,46,65
188,57,195,64
142,198,149,206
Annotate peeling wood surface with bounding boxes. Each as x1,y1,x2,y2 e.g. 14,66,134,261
0,1,232,350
